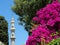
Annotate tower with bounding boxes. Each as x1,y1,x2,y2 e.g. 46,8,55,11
10,16,15,45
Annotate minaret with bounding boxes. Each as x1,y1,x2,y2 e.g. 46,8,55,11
10,16,15,45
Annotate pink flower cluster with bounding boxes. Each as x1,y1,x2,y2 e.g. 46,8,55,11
26,26,60,45
26,0,60,45
33,0,60,31
26,26,52,45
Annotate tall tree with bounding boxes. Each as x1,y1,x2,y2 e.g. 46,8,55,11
0,16,8,45
12,0,52,34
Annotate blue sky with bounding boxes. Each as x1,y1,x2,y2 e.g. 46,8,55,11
0,0,28,45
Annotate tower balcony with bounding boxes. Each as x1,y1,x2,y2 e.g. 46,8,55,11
10,36,15,39
10,27,15,30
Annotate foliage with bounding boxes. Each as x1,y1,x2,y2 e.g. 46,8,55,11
12,0,52,32
47,37,60,45
0,16,8,45
26,0,60,45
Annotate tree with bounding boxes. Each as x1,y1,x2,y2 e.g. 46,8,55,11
0,16,8,45
12,0,52,34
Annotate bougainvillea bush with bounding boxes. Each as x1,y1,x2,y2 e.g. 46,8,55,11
26,0,60,45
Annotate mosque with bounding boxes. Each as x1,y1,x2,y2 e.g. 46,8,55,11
10,16,15,45
10,17,26,45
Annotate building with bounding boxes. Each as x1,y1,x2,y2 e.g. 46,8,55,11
10,16,15,45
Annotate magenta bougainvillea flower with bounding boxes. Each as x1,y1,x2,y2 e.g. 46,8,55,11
26,36,37,45
26,26,53,45
32,0,60,31
26,0,60,45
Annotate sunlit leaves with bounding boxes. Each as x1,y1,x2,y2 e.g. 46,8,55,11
12,0,52,32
